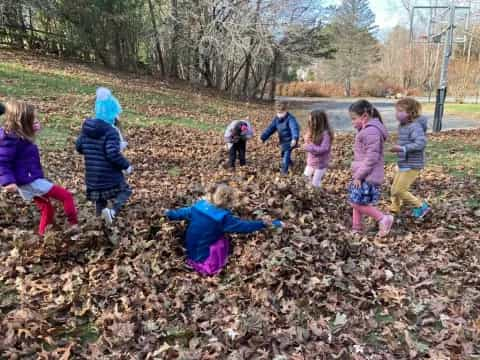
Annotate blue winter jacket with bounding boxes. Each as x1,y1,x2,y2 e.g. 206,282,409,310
261,112,300,145
76,118,130,191
166,199,266,262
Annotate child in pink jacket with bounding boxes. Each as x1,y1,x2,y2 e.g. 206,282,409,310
348,100,394,237
303,110,333,188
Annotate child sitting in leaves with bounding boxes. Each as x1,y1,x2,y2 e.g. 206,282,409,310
165,184,283,276
0,101,78,236
224,119,254,168
76,87,132,226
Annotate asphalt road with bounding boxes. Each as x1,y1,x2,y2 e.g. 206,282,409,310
278,97,479,133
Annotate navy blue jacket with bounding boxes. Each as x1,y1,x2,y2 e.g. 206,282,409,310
166,199,266,262
261,112,300,145
76,118,130,191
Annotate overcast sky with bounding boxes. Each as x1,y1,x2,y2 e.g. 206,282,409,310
330,0,408,31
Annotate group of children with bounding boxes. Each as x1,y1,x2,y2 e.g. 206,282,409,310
0,91,430,276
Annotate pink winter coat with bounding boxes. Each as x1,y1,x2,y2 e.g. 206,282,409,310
351,118,388,185
303,131,331,169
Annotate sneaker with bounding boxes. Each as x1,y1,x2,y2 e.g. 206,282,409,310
378,215,394,237
101,208,116,226
412,202,431,220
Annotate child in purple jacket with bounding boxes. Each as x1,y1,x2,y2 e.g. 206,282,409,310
348,100,394,237
303,109,333,188
0,101,78,236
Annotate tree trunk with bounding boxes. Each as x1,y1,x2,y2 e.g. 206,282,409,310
147,0,166,76
242,0,261,97
269,49,280,101
170,0,179,78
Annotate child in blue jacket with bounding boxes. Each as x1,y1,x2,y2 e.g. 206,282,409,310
166,184,283,276
261,101,300,174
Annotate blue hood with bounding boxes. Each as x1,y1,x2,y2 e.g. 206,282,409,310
193,200,229,222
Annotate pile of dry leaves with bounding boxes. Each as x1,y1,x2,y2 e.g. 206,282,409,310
0,111,479,359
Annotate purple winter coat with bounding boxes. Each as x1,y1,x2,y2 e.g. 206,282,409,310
0,128,44,186
351,118,388,185
304,131,332,169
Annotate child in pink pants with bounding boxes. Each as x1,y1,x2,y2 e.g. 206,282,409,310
348,100,394,237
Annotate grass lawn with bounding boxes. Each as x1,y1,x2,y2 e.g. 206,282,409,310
422,102,480,119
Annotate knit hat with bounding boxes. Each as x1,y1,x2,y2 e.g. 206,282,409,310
95,87,122,125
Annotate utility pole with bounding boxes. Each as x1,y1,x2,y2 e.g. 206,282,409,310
433,2,455,132
411,2,471,132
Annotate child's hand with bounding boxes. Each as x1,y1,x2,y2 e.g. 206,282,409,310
124,166,133,175
290,140,298,148
352,179,362,188
4,184,17,193
390,145,403,153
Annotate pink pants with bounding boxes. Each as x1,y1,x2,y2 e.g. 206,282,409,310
187,237,230,276
351,203,384,231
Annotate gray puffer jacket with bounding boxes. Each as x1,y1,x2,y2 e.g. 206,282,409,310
397,116,428,169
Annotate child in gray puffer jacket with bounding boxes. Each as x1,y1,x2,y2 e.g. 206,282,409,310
390,98,431,220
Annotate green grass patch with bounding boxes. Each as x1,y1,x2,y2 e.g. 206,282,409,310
386,138,480,179
0,63,95,98
423,103,480,119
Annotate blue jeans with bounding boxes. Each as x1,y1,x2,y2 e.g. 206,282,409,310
95,184,132,216
280,143,293,174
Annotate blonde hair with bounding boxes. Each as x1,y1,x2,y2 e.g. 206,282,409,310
3,101,36,141
205,184,237,208
396,98,422,122
306,109,334,145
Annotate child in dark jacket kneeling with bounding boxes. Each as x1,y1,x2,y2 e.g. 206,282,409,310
165,184,283,276
261,101,300,174
76,88,132,226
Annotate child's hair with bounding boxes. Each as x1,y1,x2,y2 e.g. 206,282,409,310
396,98,422,122
307,109,334,145
3,101,36,141
276,101,288,112
205,183,237,208
349,99,383,123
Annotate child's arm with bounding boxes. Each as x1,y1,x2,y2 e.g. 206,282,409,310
288,116,300,141
224,122,235,143
304,133,331,155
105,130,130,170
0,137,17,188
260,119,277,142
75,135,84,154
404,124,427,153
165,207,192,221
223,214,266,233
353,132,382,181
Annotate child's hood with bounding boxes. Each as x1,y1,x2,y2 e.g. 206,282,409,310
82,118,113,139
193,199,229,222
364,118,388,141
416,115,428,133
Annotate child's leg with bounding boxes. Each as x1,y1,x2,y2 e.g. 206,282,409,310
281,147,292,174
353,204,385,222
228,143,237,168
96,199,108,216
33,196,55,235
390,171,402,213
304,165,314,178
391,170,422,209
44,185,78,226
112,184,132,214
352,205,363,231
312,168,327,188
238,140,247,166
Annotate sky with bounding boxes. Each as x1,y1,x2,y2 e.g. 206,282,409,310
330,0,408,31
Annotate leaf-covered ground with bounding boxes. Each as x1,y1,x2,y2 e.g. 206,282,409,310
1,50,480,359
